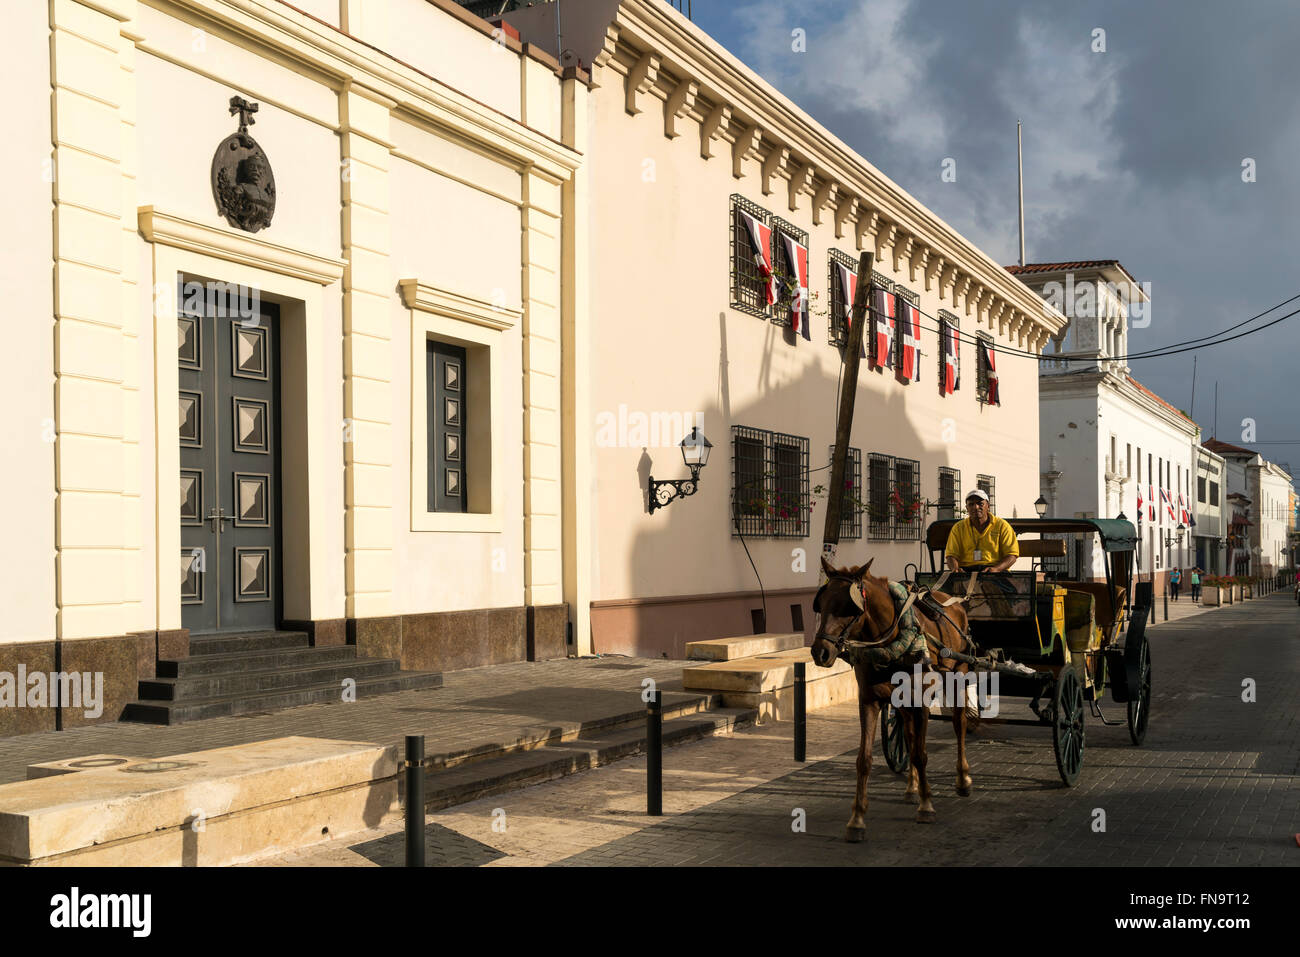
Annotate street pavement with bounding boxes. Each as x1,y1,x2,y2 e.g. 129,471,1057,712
263,591,1298,867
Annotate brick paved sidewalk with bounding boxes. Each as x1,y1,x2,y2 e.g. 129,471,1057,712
260,592,1300,867
0,657,696,785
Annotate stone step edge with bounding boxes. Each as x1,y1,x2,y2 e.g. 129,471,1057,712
417,707,757,813
681,652,853,695
140,658,403,699
425,691,725,774
685,632,806,661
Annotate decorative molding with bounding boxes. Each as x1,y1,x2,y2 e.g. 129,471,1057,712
731,125,761,179
625,51,660,115
699,102,731,159
811,179,837,226
663,78,697,138
760,144,789,196
137,207,345,284
833,195,857,239
787,162,813,212
399,279,521,331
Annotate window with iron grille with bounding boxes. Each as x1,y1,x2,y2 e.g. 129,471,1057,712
827,249,858,347
975,332,994,403
892,456,923,540
938,309,961,394
867,452,893,541
730,194,770,319
1209,481,1219,506
828,445,863,540
893,285,919,371
867,271,894,368
976,474,996,513
768,215,807,329
731,425,810,538
937,466,961,521
1197,475,1207,503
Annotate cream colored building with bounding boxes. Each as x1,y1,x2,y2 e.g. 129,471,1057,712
502,0,1065,657
1,0,587,734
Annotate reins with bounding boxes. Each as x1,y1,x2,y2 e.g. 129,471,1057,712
819,567,973,659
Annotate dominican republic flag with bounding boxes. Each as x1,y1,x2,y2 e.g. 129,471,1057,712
781,233,810,340
984,341,1000,405
1161,486,1176,522
898,299,922,382
836,263,866,358
1178,493,1191,525
942,320,958,395
870,286,896,370
738,210,779,305
1148,484,1156,522
1136,485,1144,523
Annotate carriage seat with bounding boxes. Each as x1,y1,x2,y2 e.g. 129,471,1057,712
1060,582,1126,631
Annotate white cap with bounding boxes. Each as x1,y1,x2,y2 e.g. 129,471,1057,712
964,489,989,504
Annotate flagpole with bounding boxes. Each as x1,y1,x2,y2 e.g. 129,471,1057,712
1017,120,1026,267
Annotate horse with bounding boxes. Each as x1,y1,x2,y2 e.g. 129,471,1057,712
811,555,976,842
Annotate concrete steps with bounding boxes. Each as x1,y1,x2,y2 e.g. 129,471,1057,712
419,706,754,811
682,645,857,721
685,631,805,661
123,630,442,725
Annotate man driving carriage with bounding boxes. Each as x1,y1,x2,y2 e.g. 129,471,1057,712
944,489,1019,574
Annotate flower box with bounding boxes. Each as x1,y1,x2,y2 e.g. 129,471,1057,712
1201,587,1223,607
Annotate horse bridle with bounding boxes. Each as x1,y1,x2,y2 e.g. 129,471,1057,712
813,574,904,655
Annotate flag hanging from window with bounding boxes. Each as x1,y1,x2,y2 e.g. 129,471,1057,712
984,341,999,405
942,320,958,395
870,286,895,370
898,299,922,382
1148,483,1156,522
1178,493,1191,525
1161,486,1176,522
1136,485,1144,523
781,233,810,340
738,210,778,305
837,263,866,358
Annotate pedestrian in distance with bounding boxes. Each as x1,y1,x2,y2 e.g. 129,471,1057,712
1190,567,1201,603
1169,567,1181,602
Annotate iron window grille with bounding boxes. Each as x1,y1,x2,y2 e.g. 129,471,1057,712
975,332,994,404
828,445,863,540
768,215,808,329
827,248,859,347
730,194,771,319
867,271,894,368
867,452,893,541
893,285,920,371
937,466,961,521
731,425,810,538
938,309,961,394
892,456,923,540
976,474,996,514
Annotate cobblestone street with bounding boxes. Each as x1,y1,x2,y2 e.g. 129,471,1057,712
265,591,1299,867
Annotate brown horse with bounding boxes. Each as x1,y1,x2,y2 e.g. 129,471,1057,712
811,556,976,842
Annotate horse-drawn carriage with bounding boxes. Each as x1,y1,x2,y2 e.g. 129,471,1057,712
895,518,1152,786
813,517,1153,840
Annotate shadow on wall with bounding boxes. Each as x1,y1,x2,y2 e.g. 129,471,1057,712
598,305,997,659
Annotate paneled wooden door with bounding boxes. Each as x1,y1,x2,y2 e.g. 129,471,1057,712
178,283,281,634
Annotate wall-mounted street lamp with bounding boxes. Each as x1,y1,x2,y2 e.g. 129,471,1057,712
648,428,712,515
1034,496,1049,518
1163,523,1186,549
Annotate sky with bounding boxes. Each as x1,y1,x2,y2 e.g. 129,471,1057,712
685,0,1300,480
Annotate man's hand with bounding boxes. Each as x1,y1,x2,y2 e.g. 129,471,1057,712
987,556,1016,573
946,555,961,573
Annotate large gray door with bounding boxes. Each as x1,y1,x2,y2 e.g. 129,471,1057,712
179,284,280,633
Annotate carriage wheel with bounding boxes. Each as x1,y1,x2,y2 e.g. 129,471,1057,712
881,703,910,773
1052,668,1085,787
1127,640,1151,746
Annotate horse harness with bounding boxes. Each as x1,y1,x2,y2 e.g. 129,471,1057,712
814,568,977,660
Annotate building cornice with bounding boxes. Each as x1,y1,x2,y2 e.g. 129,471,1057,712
399,279,521,330
141,0,581,180
601,0,1063,351
138,206,346,284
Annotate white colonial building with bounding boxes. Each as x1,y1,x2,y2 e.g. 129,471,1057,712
1012,262,1198,589
1193,444,1227,574
1204,440,1293,576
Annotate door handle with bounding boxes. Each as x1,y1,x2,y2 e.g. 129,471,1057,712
206,506,231,532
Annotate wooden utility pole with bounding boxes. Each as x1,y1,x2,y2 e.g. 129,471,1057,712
820,251,874,577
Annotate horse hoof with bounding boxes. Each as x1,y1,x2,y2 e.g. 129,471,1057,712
956,785,971,797
905,791,920,805
845,826,866,843
916,809,937,824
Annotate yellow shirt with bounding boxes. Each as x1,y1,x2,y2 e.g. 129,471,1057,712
945,514,1019,567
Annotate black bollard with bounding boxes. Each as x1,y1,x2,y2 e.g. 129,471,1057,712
1163,589,1168,621
794,662,807,762
405,735,425,867
647,690,662,816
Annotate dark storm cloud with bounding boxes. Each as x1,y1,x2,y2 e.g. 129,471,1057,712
695,0,1300,461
